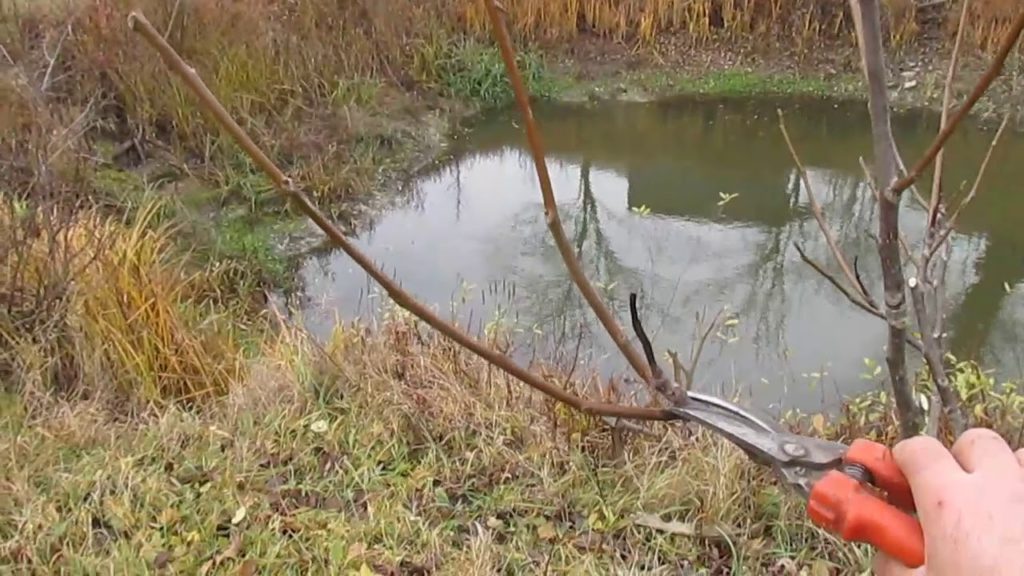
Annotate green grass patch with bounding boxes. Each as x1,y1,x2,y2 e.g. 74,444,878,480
433,40,556,108
668,69,861,99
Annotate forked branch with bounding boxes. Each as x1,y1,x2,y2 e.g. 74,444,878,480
126,11,683,422
779,110,877,309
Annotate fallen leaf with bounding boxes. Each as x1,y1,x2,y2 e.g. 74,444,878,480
571,531,605,552
237,559,258,576
810,559,832,576
632,513,696,535
322,496,344,512
536,521,557,540
347,541,367,559
231,505,247,525
812,414,825,434
485,517,504,530
153,550,172,570
200,532,244,575
158,508,180,526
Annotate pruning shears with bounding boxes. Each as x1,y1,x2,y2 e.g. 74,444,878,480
669,392,925,569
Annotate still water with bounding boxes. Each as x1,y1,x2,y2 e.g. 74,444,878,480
295,95,1024,416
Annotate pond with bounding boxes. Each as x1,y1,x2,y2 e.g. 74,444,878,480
294,95,1024,417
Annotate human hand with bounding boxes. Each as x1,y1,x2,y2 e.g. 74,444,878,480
873,428,1024,576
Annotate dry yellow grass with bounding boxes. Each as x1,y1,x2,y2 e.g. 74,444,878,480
0,199,246,405
454,0,1016,51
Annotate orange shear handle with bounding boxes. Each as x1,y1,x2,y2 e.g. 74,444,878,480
806,439,925,569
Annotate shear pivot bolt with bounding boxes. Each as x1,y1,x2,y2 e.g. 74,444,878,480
783,442,807,457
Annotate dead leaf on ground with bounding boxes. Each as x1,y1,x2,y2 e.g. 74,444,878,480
536,521,558,541
810,559,833,576
632,512,696,535
237,559,258,576
199,532,244,575
231,505,247,525
347,541,367,559
153,550,172,570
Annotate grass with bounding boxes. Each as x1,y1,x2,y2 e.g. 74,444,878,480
0,198,250,405
3,299,1022,574
433,40,556,108
4,1,1024,573
455,0,1020,53
671,70,858,98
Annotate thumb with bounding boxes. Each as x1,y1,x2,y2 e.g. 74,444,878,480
873,551,927,576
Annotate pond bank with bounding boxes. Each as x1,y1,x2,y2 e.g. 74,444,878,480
541,33,1023,125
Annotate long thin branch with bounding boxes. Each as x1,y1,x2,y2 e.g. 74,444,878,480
927,0,971,228
779,110,876,309
892,9,1024,197
126,11,681,423
926,114,1009,266
482,0,671,399
686,308,721,387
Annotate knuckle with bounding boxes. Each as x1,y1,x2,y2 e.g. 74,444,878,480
953,427,1005,451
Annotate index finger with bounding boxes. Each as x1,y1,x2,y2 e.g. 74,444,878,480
891,434,964,499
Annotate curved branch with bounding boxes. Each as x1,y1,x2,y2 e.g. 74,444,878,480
892,10,1024,197
127,10,681,423
482,0,663,393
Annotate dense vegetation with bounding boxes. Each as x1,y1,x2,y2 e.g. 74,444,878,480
2,0,1023,573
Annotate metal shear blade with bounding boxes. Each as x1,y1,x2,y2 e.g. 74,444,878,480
666,393,849,497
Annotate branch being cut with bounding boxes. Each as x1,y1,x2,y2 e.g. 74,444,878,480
126,11,683,423
628,293,688,406
909,276,965,436
482,0,686,407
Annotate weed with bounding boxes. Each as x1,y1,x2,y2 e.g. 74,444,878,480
435,40,554,108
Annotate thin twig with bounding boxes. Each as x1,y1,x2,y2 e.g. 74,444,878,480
628,293,688,405
164,0,182,40
794,242,924,354
908,276,966,435
687,308,721,387
482,0,663,394
779,110,876,308
41,23,70,93
666,349,685,390
926,114,1010,265
853,256,875,305
126,10,681,423
891,10,1024,196
794,242,880,319
927,0,971,228
899,232,922,273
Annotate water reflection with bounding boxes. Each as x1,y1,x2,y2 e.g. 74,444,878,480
296,96,1024,416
